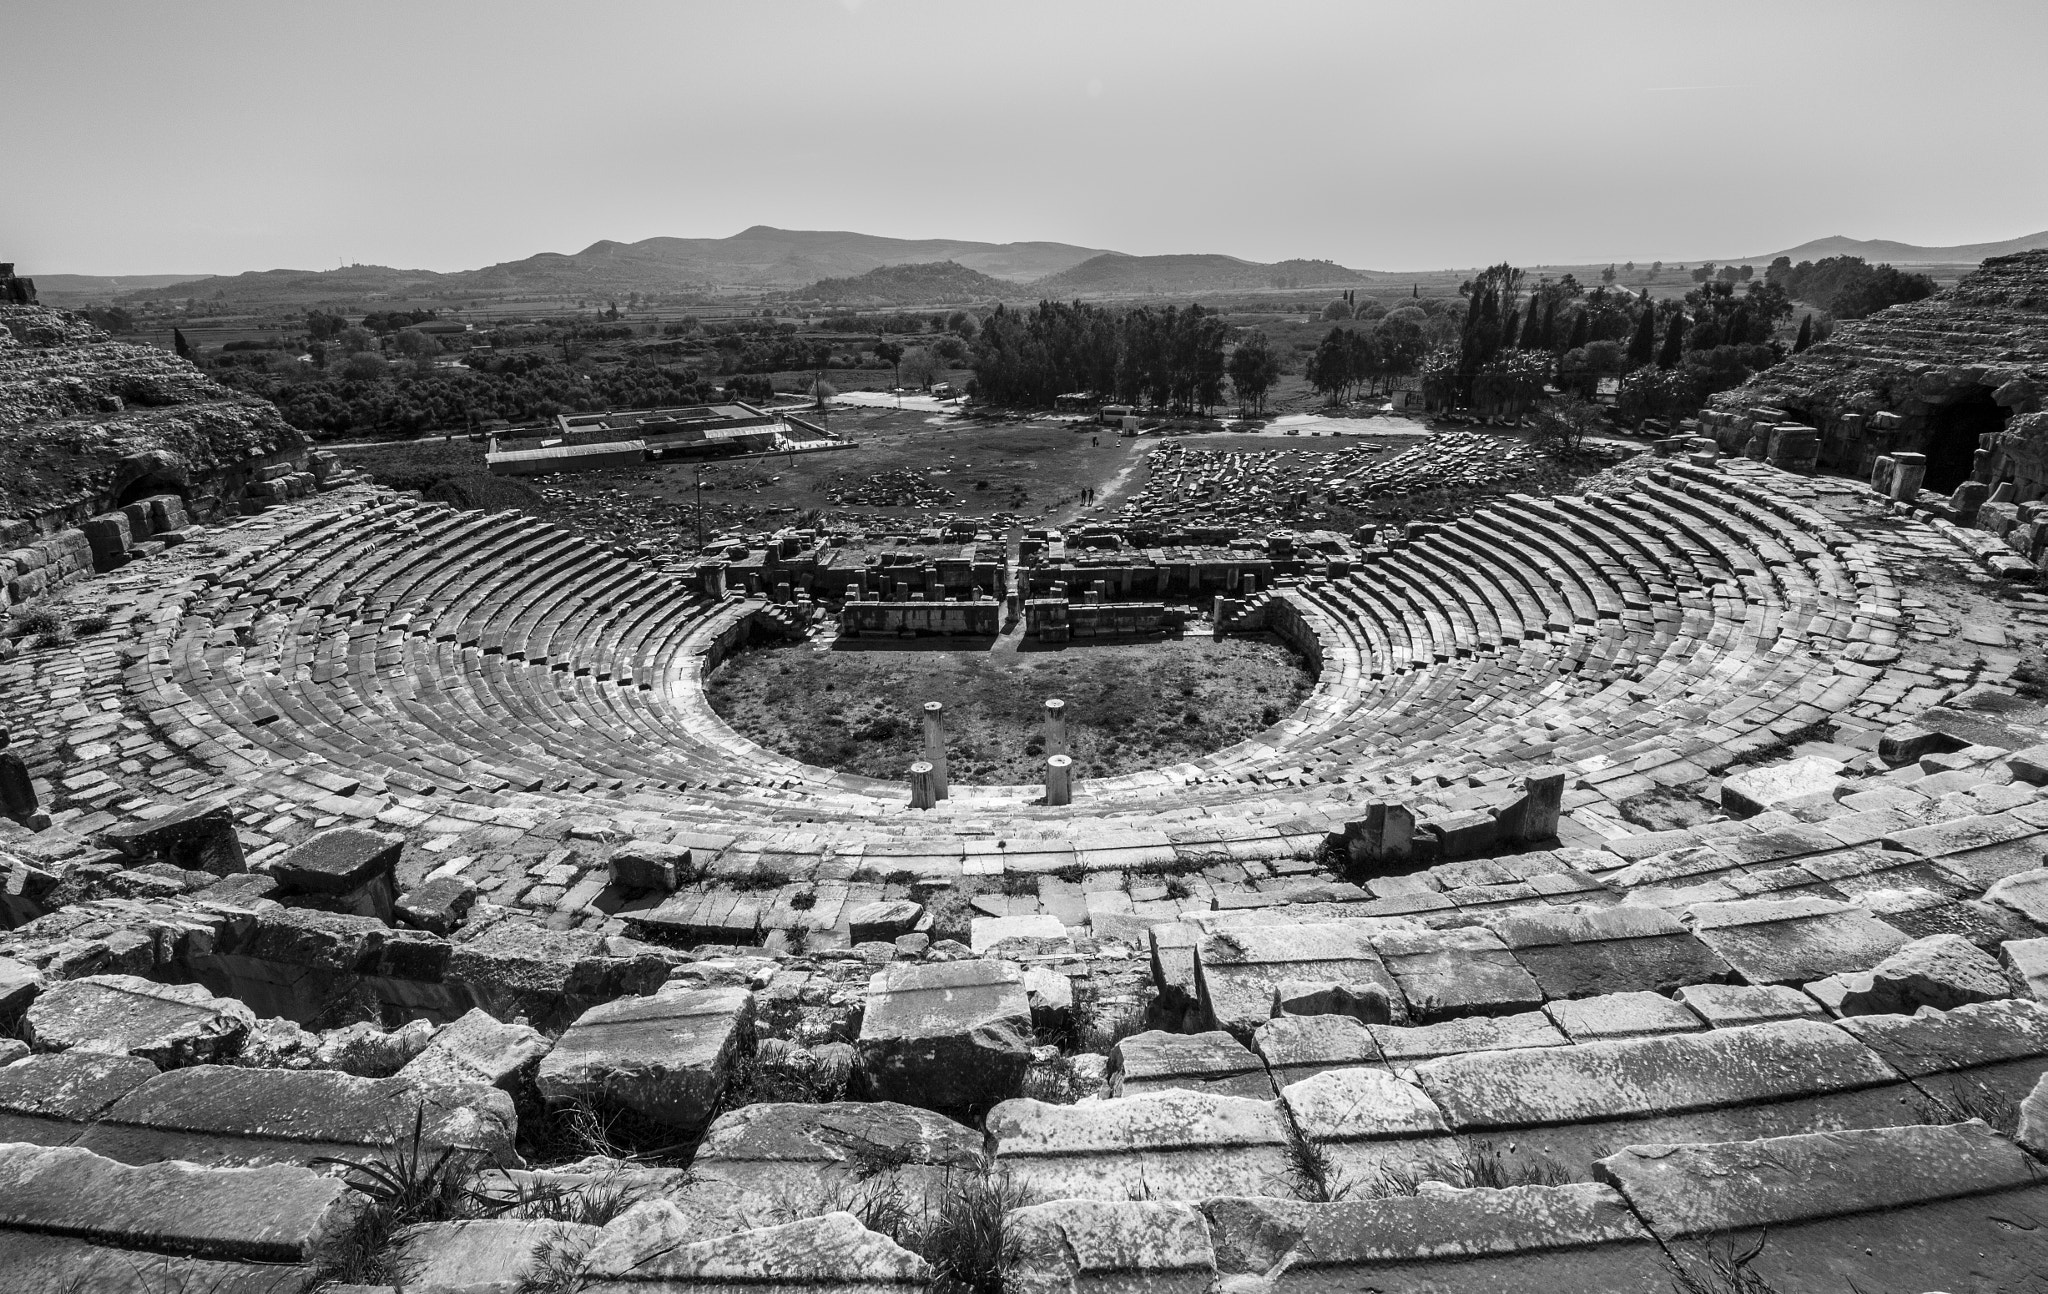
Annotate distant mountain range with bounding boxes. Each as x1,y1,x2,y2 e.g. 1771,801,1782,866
27,223,2045,308
1735,230,2048,265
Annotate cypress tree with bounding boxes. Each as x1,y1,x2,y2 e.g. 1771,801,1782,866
1540,298,1559,350
1725,305,1750,347
1500,306,1520,354
1657,311,1687,369
1794,314,1814,353
1627,303,1657,368
1565,308,1590,352
173,328,192,361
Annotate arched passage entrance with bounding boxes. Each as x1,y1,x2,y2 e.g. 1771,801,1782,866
1923,390,2008,494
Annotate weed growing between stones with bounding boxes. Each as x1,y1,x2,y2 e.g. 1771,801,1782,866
315,1106,481,1285
1075,1002,1148,1054
8,603,66,648
1020,1055,1082,1104
518,1230,601,1294
1914,1079,2022,1134
1464,1139,1577,1189
916,1168,1035,1294
1279,1118,1351,1203
1668,1233,1781,1294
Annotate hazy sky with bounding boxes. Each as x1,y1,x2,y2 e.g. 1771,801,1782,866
11,0,2047,276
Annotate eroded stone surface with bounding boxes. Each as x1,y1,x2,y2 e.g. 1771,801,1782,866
22,974,254,1068
856,960,1031,1111
536,984,752,1131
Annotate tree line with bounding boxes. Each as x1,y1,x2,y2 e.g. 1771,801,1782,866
968,301,1234,412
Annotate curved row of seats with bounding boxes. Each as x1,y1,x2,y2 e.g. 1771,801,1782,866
92,456,1896,851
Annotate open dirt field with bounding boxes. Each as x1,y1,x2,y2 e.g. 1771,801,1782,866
706,631,1315,784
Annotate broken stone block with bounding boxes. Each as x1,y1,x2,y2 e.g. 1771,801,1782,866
1544,991,1706,1042
1253,1014,1383,1088
608,840,691,892
1199,1183,1658,1289
1834,999,2048,1117
22,974,253,1068
1368,1010,1570,1066
394,874,476,935
1488,903,1732,999
270,826,402,922
1004,1199,1216,1294
1687,897,1913,986
235,1016,319,1070
1720,756,1846,818
1270,977,1392,1025
0,954,42,1019
1278,1065,1466,1189
1673,983,1825,1028
537,984,752,1131
1810,933,2010,1016
387,1218,601,1293
1986,868,2048,924
313,1019,436,1078
0,1141,368,1269
0,1051,160,1145
989,1089,1294,1201
98,800,244,876
691,1100,983,1218
1111,1029,1270,1099
75,1066,519,1169
969,912,1072,956
846,899,925,945
0,1039,24,1067
1594,1122,2048,1292
1369,926,1542,1023
1196,921,1404,1039
2003,937,2048,1002
577,1207,930,1289
856,959,1032,1112
1021,965,1074,1036
399,1007,552,1091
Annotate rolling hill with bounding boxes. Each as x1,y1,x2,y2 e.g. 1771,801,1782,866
1735,230,2048,266
31,273,217,303
1029,253,1370,297
790,261,1014,307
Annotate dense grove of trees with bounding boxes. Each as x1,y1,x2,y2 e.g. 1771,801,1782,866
1413,260,1798,424
1764,255,1936,319
968,301,1229,411
1303,310,1431,401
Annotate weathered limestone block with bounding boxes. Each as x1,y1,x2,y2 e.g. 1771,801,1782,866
1269,976,1391,1025
81,511,133,571
1199,1184,1662,1291
1720,756,1846,818
270,827,402,922
0,1142,367,1272
1986,867,2048,924
398,1007,552,1091
2004,936,2048,1001
1488,903,1731,999
537,984,752,1132
22,974,253,1068
970,913,1072,956
448,918,671,1032
1673,982,1825,1028
1111,1029,1270,1099
1369,926,1542,1022
394,875,476,936
0,954,42,1018
1594,1123,2048,1291
607,840,691,892
1195,921,1405,1039
1808,933,2010,1015
1368,1010,1569,1065
387,1218,601,1293
98,801,244,876
847,899,926,944
1687,897,1912,985
75,1066,519,1169
312,1019,435,1078
0,1051,160,1145
691,1100,983,1219
1280,1066,1466,1190
988,1090,1294,1202
1834,998,2048,1114
1253,1014,1383,1088
856,960,1032,1111
1004,1199,1216,1294
575,1207,930,1291
1408,1019,1908,1182
1543,990,1705,1042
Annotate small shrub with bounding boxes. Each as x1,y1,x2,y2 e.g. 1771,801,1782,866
999,873,1038,897
788,890,817,911
1464,1139,1573,1189
1075,1003,1148,1055
915,1169,1034,1294
1020,1057,1081,1105
10,605,65,646
71,613,112,636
